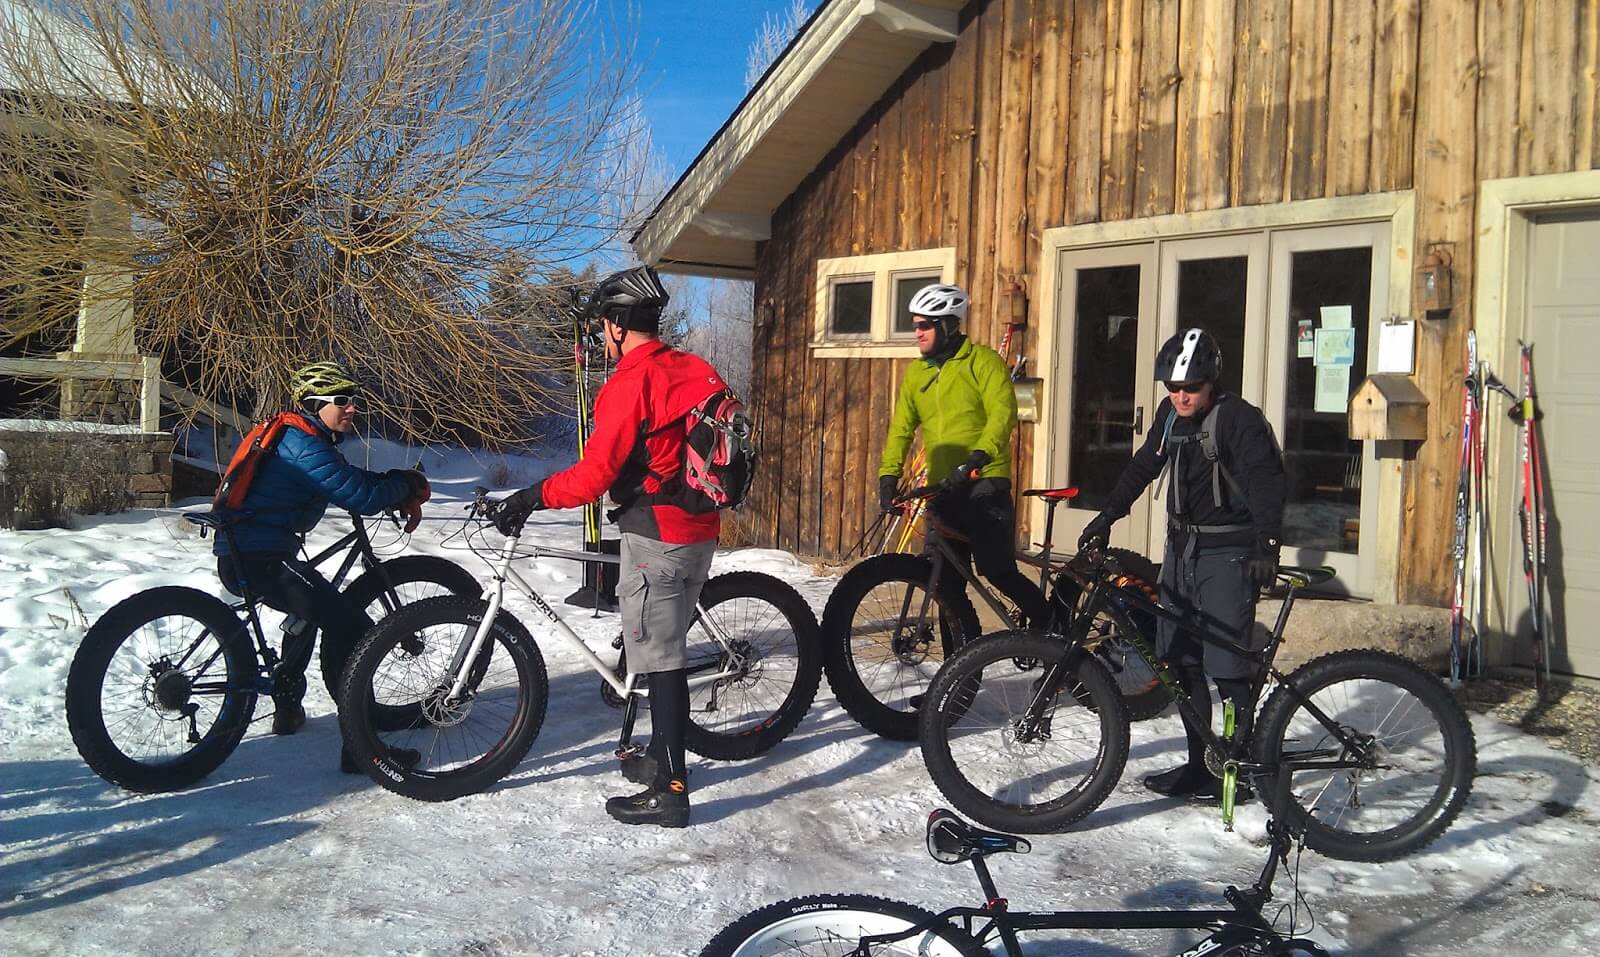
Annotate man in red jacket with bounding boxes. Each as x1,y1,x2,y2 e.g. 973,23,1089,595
489,265,723,828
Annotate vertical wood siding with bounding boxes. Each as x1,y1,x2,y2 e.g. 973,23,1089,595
748,0,1600,605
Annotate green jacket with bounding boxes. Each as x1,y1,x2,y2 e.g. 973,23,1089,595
880,338,1017,483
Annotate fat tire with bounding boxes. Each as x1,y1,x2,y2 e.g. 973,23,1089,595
338,596,548,802
1052,547,1171,721
920,631,1129,833
327,555,481,696
67,587,258,792
822,552,981,740
700,894,986,957
1253,649,1475,862
683,571,823,761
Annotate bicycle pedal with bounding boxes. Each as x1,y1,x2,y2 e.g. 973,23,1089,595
615,743,646,761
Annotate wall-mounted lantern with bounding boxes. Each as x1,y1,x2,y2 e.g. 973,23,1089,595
1416,244,1455,316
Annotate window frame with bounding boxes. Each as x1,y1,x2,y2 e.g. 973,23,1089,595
813,247,956,357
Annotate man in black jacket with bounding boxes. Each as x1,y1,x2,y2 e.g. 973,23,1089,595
1078,328,1286,802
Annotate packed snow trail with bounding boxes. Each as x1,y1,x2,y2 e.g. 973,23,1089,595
2,443,1597,955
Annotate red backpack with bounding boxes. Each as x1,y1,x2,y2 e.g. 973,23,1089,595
212,412,321,510
650,389,758,513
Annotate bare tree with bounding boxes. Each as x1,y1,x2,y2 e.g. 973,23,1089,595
744,0,811,90
0,0,646,443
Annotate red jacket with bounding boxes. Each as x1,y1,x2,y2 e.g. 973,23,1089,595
541,339,724,544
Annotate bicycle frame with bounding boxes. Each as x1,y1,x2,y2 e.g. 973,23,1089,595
443,529,750,753
1042,560,1378,804
862,785,1319,957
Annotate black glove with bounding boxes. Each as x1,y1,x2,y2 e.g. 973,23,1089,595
488,481,544,536
878,475,901,513
392,468,431,503
1078,513,1114,553
1248,533,1281,591
947,449,992,488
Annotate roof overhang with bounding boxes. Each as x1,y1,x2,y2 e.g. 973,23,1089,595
631,0,964,279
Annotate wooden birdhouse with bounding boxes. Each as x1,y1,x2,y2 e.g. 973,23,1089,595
1349,374,1430,441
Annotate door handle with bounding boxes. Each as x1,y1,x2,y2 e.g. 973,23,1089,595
1133,406,1144,436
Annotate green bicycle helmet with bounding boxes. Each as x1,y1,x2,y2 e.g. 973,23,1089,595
289,360,360,404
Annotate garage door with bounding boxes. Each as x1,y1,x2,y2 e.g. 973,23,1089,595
1524,212,1600,677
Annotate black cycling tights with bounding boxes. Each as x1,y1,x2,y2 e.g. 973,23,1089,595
646,668,690,787
1176,662,1255,767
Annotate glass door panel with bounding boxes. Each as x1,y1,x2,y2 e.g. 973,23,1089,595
1265,222,1390,596
1281,247,1371,555
1067,265,1143,511
1051,245,1157,552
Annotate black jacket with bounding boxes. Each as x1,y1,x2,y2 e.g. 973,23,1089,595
1100,393,1285,550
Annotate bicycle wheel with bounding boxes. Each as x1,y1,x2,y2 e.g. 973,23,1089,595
1051,548,1171,721
919,631,1129,833
700,894,985,957
66,587,258,792
1253,649,1476,862
821,552,980,740
333,555,483,727
337,595,548,802
683,571,823,761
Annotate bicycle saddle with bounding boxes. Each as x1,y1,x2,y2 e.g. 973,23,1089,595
1277,565,1336,586
925,809,1031,865
1021,486,1080,500
184,511,252,531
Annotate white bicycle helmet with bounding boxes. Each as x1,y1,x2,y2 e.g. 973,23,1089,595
907,283,970,323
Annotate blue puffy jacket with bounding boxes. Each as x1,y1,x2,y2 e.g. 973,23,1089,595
211,419,411,557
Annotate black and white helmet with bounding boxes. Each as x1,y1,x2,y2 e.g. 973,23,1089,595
907,283,970,323
1154,328,1223,382
586,264,669,331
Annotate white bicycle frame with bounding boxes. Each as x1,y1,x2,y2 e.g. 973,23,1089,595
444,532,748,703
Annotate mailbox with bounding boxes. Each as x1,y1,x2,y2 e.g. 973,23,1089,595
1349,374,1429,441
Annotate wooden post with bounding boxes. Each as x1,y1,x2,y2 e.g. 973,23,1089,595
139,356,161,433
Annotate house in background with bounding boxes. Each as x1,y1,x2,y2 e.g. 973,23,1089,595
634,0,1600,678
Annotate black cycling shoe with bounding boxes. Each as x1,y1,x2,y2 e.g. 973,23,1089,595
605,783,689,828
271,699,306,736
340,745,422,775
1142,763,1213,797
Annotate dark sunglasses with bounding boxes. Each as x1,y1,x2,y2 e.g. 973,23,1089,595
912,320,939,332
1163,381,1208,395
305,394,362,409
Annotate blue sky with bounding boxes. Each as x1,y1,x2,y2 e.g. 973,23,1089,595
631,1,801,174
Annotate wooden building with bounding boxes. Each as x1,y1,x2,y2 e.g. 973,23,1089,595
633,0,1600,678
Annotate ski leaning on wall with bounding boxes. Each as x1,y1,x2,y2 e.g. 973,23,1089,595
1449,331,1485,688
1484,340,1552,698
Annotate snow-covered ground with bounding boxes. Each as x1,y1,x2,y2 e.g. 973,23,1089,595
2,444,1598,956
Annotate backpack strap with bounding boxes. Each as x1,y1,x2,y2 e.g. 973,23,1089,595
1194,400,1245,508
1154,398,1244,513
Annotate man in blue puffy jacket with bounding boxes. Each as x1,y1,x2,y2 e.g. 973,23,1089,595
212,361,428,772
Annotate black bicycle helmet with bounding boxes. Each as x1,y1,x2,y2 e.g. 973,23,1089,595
586,264,669,332
1154,328,1223,382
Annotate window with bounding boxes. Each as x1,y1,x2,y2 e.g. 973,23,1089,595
829,279,872,336
814,248,955,356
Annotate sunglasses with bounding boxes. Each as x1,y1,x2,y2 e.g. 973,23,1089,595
1163,381,1208,395
305,394,362,409
912,320,939,332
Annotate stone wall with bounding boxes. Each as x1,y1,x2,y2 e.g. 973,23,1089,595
0,426,174,528
120,433,175,508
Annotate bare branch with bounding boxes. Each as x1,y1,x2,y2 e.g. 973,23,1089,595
0,0,645,443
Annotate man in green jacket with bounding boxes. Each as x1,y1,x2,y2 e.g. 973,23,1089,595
879,283,1051,632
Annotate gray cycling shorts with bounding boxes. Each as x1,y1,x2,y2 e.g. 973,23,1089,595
618,532,716,674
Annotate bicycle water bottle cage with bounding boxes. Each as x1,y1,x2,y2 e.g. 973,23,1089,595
926,809,1031,864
